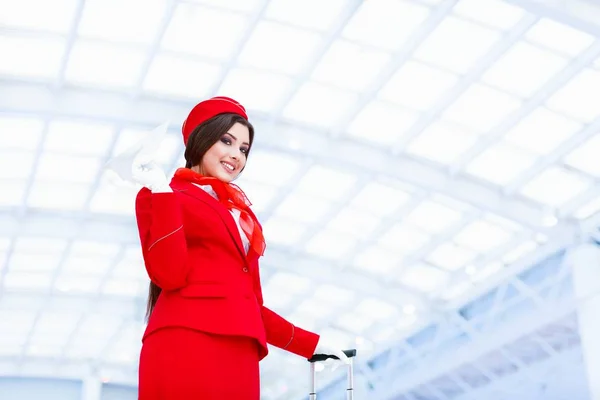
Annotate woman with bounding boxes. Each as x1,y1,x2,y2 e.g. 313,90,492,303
131,96,347,399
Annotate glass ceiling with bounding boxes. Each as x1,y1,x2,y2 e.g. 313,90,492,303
1,0,600,398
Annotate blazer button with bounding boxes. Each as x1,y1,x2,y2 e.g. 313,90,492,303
242,267,249,273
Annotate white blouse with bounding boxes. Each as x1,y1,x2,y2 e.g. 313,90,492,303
193,183,250,254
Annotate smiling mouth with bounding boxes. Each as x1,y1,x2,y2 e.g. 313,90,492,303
221,162,236,173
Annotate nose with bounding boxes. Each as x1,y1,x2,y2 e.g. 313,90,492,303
230,148,241,160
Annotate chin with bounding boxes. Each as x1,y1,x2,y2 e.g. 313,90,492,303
216,172,236,183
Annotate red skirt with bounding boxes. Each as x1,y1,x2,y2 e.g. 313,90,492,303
138,327,260,400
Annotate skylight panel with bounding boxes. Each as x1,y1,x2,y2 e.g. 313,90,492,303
0,151,35,180
78,0,167,45
62,241,120,276
520,167,592,207
65,40,146,89
336,312,374,333
0,116,44,150
0,181,26,207
305,230,357,260
356,298,397,320
465,142,537,186
442,84,522,132
268,272,312,296
573,195,600,220
218,68,294,112
481,41,569,98
11,238,67,272
404,200,463,234
502,240,538,264
46,120,115,156
0,35,65,79
4,270,54,290
313,284,355,306
453,218,513,252
469,261,503,283
295,165,357,202
342,0,430,51
546,69,600,123
143,55,221,99
311,40,392,92
74,314,122,340
283,82,358,128
186,0,262,13
89,176,140,215
238,21,323,75
274,192,334,224
406,121,479,165
35,154,101,184
352,245,403,274
161,3,249,60
1,241,11,270
0,311,36,337
266,0,349,31
414,16,501,73
346,100,417,146
55,274,102,294
503,107,582,154
378,60,459,111
102,278,144,297
27,182,89,210
400,263,449,293
327,207,381,238
112,247,146,280
349,181,412,217
426,242,476,271
33,312,79,339
233,181,278,213
452,0,526,30
297,298,339,321
262,217,309,246
377,223,431,255
525,18,595,57
564,134,600,177
261,286,296,309
240,150,303,186
9,252,62,274
440,280,472,300
0,0,79,33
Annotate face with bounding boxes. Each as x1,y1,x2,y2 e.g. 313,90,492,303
196,122,250,182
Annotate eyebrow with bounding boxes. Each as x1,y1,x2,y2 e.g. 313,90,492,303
225,132,249,146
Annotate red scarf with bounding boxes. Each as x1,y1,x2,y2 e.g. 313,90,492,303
174,168,266,256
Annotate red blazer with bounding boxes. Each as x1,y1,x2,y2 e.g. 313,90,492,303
135,175,319,361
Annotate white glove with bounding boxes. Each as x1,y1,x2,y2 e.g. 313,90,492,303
104,121,171,192
131,153,171,193
314,338,350,365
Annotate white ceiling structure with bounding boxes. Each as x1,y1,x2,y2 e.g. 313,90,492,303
1,0,600,398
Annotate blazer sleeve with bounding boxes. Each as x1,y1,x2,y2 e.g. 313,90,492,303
252,262,319,359
135,187,189,290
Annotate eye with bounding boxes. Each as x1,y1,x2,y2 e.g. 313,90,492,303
240,147,249,155
220,137,232,145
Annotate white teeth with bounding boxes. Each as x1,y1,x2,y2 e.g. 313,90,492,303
221,162,234,171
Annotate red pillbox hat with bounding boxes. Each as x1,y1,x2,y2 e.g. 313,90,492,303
181,96,248,145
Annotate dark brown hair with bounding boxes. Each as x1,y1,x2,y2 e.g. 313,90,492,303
145,113,254,321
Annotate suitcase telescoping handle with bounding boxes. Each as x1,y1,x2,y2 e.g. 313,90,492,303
308,349,357,400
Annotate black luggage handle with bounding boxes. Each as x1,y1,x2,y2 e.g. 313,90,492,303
308,349,357,363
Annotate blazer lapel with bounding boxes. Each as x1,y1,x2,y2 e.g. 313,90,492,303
171,179,247,262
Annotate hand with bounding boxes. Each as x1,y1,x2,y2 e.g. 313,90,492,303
131,153,171,193
104,121,171,190
314,338,350,365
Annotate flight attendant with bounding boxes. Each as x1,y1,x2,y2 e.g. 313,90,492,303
131,96,348,399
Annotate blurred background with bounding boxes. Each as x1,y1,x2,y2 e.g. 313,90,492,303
1,0,600,399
